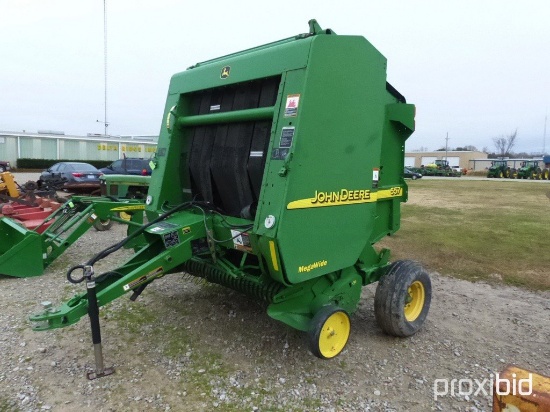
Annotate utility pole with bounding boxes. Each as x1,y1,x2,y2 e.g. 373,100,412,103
544,110,547,155
103,0,108,136
96,0,108,136
445,132,449,161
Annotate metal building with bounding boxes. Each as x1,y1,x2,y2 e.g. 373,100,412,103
404,150,488,170
0,131,157,166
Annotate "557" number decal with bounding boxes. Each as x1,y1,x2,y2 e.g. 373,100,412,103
389,186,403,196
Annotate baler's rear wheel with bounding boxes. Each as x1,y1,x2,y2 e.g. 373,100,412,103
374,260,431,337
308,306,351,359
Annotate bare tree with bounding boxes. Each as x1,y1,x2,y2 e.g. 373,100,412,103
455,145,478,151
493,129,517,157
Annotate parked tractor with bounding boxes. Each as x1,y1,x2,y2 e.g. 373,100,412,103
414,159,461,177
544,155,550,172
30,20,431,378
434,159,450,169
99,174,150,200
487,160,513,178
542,156,550,180
93,174,151,231
516,160,542,179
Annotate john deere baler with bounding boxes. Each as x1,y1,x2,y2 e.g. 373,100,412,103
31,20,431,378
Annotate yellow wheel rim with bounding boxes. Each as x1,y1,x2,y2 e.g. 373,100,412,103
318,311,350,359
119,211,132,221
404,281,425,322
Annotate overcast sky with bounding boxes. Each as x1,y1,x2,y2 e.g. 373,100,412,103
1,1,549,153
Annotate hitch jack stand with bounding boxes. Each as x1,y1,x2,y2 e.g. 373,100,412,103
84,265,114,380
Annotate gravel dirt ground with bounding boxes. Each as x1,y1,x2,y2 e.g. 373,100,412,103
0,223,549,412
0,172,549,411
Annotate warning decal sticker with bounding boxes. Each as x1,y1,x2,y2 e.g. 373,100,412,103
372,168,380,188
284,94,300,117
231,230,252,252
280,127,295,148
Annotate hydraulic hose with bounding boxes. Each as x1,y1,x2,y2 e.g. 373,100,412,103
66,200,195,281
66,199,253,283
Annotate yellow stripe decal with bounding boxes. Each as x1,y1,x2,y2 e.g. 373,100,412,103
111,205,146,211
287,187,404,210
269,240,279,271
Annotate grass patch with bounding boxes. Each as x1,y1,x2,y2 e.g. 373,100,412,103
379,179,550,290
0,395,19,411
105,292,325,410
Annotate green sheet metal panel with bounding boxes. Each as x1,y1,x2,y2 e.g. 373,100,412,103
259,34,400,284
146,37,314,211
148,25,414,286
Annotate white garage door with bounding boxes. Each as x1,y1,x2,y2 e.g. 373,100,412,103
446,157,460,167
404,157,416,167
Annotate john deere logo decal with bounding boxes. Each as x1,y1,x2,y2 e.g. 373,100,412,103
220,66,230,79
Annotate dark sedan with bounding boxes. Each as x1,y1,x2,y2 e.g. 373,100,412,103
99,158,152,176
404,168,422,180
38,162,103,192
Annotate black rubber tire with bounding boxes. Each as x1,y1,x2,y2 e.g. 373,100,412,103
23,181,38,191
374,260,431,337
308,306,351,360
0,166,5,173
93,218,113,231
